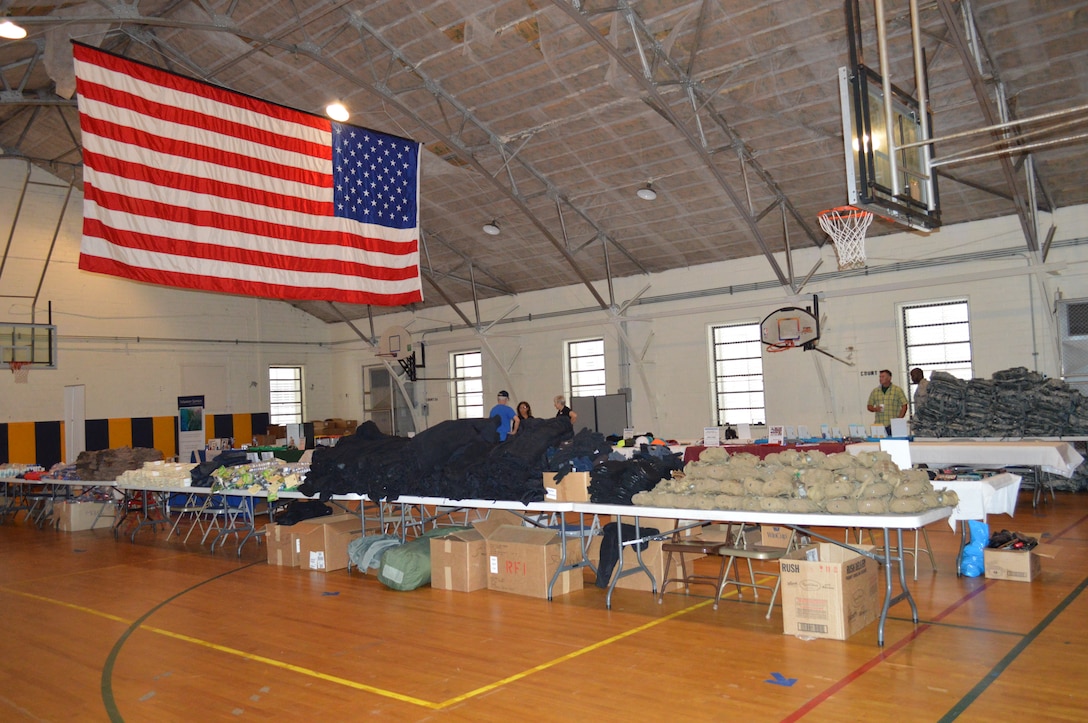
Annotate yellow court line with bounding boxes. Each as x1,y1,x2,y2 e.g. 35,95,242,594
142,625,439,709
1,578,769,711
434,597,715,709
2,587,132,624
435,574,780,709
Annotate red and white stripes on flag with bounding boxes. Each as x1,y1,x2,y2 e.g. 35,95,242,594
72,43,423,306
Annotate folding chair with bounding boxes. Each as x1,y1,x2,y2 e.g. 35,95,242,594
714,526,791,619
167,490,211,541
657,522,730,603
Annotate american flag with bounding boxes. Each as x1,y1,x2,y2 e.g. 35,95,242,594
72,43,423,306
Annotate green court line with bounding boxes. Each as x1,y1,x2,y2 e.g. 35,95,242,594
938,574,1088,722
100,561,264,722
886,615,1025,637
10,568,742,715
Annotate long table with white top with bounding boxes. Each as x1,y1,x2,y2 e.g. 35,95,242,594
930,473,1022,531
14,477,951,645
846,439,1083,477
571,502,952,646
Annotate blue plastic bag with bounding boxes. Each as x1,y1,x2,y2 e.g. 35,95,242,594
959,520,989,577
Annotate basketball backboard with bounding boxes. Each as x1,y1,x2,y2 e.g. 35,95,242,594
839,65,941,232
760,307,819,349
0,322,57,369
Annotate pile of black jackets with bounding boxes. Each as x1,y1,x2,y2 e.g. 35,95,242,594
299,416,575,502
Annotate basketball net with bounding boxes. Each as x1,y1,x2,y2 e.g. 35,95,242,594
9,361,29,384
818,206,873,270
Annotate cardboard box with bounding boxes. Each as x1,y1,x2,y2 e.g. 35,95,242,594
54,501,114,531
983,535,1054,582
543,472,591,502
760,525,795,548
265,523,298,567
293,514,363,572
780,543,879,640
431,529,488,592
487,525,584,599
429,510,524,592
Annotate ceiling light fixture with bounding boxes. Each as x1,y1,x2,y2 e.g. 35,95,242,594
325,101,349,122
636,183,657,201
0,20,27,40
482,220,501,236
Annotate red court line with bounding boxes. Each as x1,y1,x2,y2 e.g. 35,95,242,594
779,580,995,722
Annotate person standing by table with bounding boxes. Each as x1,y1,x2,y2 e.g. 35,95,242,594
910,367,929,410
867,369,908,435
554,394,578,428
488,391,517,441
511,400,533,436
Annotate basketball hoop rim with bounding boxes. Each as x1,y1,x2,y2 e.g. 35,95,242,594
818,205,872,220
766,340,796,353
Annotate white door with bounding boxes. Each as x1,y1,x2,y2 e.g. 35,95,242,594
64,385,86,463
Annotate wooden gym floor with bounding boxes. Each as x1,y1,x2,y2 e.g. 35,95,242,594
1,492,1086,722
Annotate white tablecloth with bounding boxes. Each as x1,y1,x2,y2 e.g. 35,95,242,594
847,439,1083,477
930,472,1021,530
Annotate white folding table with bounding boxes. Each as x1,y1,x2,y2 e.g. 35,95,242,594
572,502,951,646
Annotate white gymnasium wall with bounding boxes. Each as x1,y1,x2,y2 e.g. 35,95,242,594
1,160,334,424
5,157,1087,436
341,205,1088,440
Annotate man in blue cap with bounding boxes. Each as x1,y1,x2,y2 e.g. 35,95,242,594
488,390,517,441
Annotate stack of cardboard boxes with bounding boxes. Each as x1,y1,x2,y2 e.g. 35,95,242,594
311,419,358,437
430,510,583,598
265,511,368,572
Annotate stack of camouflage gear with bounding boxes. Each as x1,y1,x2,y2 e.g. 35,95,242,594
912,367,1088,438
632,447,958,514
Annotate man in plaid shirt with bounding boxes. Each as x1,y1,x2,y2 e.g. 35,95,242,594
867,369,908,435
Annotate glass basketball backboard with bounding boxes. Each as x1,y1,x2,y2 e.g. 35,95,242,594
0,322,57,369
839,65,941,232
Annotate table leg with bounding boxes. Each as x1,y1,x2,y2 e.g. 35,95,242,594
956,521,966,577
897,529,919,622
878,532,894,646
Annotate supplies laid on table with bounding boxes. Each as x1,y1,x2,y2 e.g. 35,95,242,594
116,460,197,487
75,446,164,481
913,366,1088,438
632,447,958,514
209,460,308,500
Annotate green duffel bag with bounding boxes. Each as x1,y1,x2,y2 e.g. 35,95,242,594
347,534,402,573
377,526,472,591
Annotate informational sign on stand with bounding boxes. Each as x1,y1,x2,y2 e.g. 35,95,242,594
178,395,205,464
768,425,786,445
703,426,721,446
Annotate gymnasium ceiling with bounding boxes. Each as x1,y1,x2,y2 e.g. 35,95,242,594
1,1,1087,325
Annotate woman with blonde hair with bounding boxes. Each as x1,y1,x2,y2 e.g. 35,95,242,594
553,394,577,426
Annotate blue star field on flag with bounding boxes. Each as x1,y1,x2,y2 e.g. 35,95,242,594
332,123,419,230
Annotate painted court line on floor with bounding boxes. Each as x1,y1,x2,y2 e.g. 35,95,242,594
5,566,736,713
782,512,1088,722
779,580,997,722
